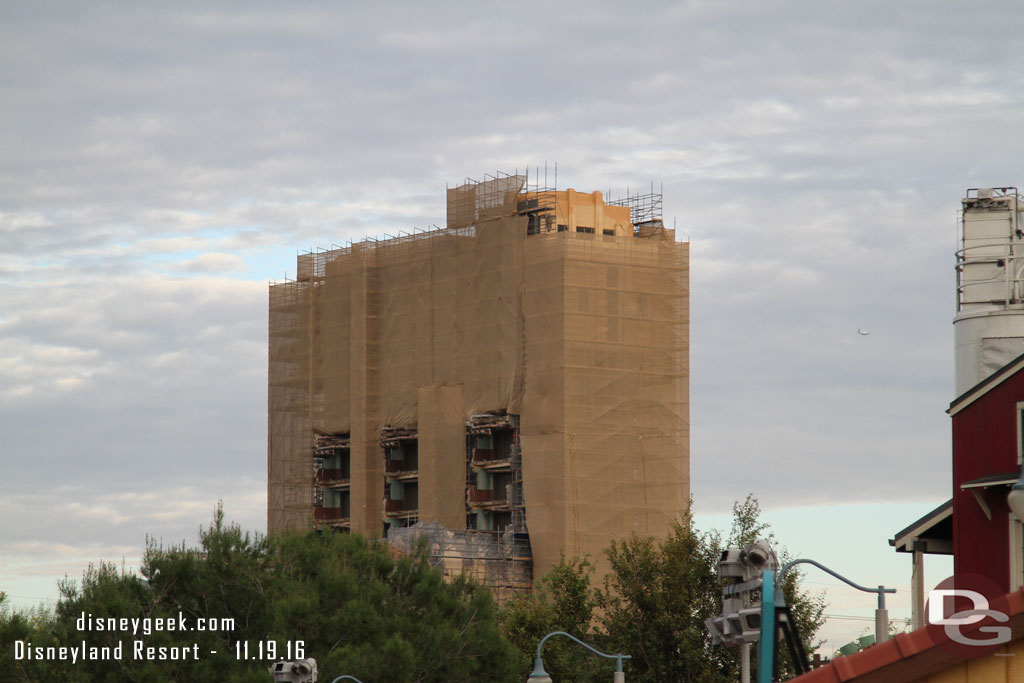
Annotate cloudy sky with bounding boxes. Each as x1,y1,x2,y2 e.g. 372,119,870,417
4,0,1021,653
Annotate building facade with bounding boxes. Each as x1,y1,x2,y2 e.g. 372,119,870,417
948,355,1024,594
268,173,689,591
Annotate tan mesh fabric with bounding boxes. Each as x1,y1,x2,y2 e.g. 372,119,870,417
347,244,381,535
417,385,467,529
268,176,689,584
268,280,313,532
519,227,688,578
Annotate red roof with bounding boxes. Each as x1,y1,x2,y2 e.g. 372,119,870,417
792,587,1024,682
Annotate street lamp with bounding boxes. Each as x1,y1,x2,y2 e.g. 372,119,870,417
1007,459,1024,519
756,561,896,683
528,631,631,683
776,559,895,644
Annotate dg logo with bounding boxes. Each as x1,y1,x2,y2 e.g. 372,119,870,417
926,574,1012,659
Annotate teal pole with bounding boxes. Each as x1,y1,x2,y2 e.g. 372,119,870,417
758,569,775,683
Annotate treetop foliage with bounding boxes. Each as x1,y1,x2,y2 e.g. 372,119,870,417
2,496,824,683
3,504,518,682
499,495,826,683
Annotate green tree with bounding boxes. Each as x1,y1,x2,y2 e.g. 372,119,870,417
498,495,826,683
2,506,521,683
500,556,607,683
598,508,731,683
1,591,69,681
267,530,518,682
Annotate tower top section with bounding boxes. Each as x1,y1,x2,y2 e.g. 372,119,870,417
954,187,1024,395
445,168,667,239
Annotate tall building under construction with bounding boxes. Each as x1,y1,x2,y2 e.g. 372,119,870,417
268,172,689,596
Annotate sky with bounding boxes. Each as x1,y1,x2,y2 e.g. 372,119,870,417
3,0,1021,656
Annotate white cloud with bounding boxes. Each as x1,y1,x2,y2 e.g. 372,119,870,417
174,252,246,273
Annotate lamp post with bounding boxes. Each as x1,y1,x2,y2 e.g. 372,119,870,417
330,677,364,683
528,631,631,683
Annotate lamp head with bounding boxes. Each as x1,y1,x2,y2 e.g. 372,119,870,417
527,655,552,683
1009,460,1024,519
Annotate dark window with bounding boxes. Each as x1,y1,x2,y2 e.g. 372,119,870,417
603,229,614,236
576,226,594,234
1018,402,1024,464
557,224,568,232
527,214,540,235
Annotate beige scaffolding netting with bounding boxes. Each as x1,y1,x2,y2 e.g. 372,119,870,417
269,175,688,581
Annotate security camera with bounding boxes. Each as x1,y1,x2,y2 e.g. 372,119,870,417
736,607,762,642
705,616,723,644
705,615,734,645
733,539,777,580
726,613,744,639
718,541,778,583
268,658,318,682
716,548,747,581
741,540,775,571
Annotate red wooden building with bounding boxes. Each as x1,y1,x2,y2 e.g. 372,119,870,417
947,352,1024,592
891,352,1024,626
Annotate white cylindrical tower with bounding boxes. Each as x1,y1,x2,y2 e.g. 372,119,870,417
954,187,1024,395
